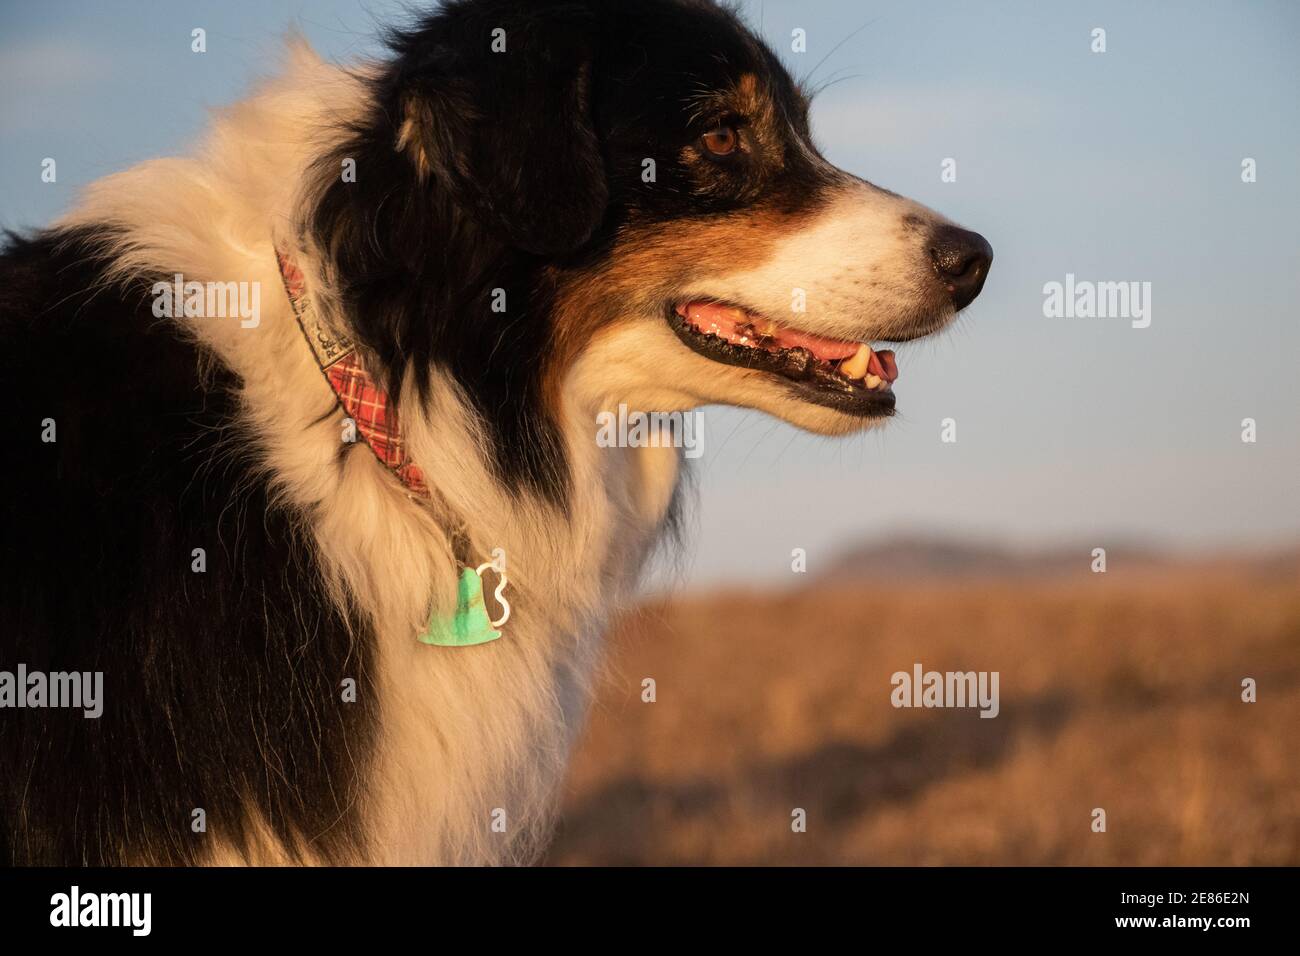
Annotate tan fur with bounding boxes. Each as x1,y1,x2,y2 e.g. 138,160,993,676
552,176,955,436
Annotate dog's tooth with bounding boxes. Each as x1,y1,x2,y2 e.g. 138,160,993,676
715,305,749,324
839,343,871,380
864,373,882,389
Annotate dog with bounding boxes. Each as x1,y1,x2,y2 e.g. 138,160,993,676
0,0,990,865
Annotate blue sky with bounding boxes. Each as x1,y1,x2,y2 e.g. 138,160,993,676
2,1,1297,586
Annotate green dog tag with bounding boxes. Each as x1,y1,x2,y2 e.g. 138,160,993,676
417,566,503,647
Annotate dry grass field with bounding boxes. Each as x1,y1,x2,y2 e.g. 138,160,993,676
548,549,1300,865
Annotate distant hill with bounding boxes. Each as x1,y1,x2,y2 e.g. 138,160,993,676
818,533,1298,581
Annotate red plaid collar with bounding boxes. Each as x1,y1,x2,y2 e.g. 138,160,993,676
276,251,430,498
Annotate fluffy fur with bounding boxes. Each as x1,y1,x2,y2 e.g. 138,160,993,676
0,0,988,865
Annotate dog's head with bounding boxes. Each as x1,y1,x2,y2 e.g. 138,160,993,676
310,0,991,494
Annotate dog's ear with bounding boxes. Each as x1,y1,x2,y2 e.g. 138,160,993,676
395,14,607,257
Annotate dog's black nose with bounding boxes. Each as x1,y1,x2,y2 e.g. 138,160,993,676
928,226,993,311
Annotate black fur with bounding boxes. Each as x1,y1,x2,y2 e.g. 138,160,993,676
0,230,378,865
308,1,611,502
308,0,824,501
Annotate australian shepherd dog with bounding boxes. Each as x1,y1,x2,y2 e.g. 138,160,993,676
0,0,990,865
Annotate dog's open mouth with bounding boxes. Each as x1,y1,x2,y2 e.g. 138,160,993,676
668,301,898,415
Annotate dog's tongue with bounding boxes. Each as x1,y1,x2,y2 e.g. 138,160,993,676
770,325,863,361
874,349,898,383
679,302,861,362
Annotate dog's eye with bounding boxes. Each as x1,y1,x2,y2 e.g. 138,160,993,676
700,125,739,157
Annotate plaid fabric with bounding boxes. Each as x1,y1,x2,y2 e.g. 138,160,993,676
325,358,429,496
277,250,430,498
